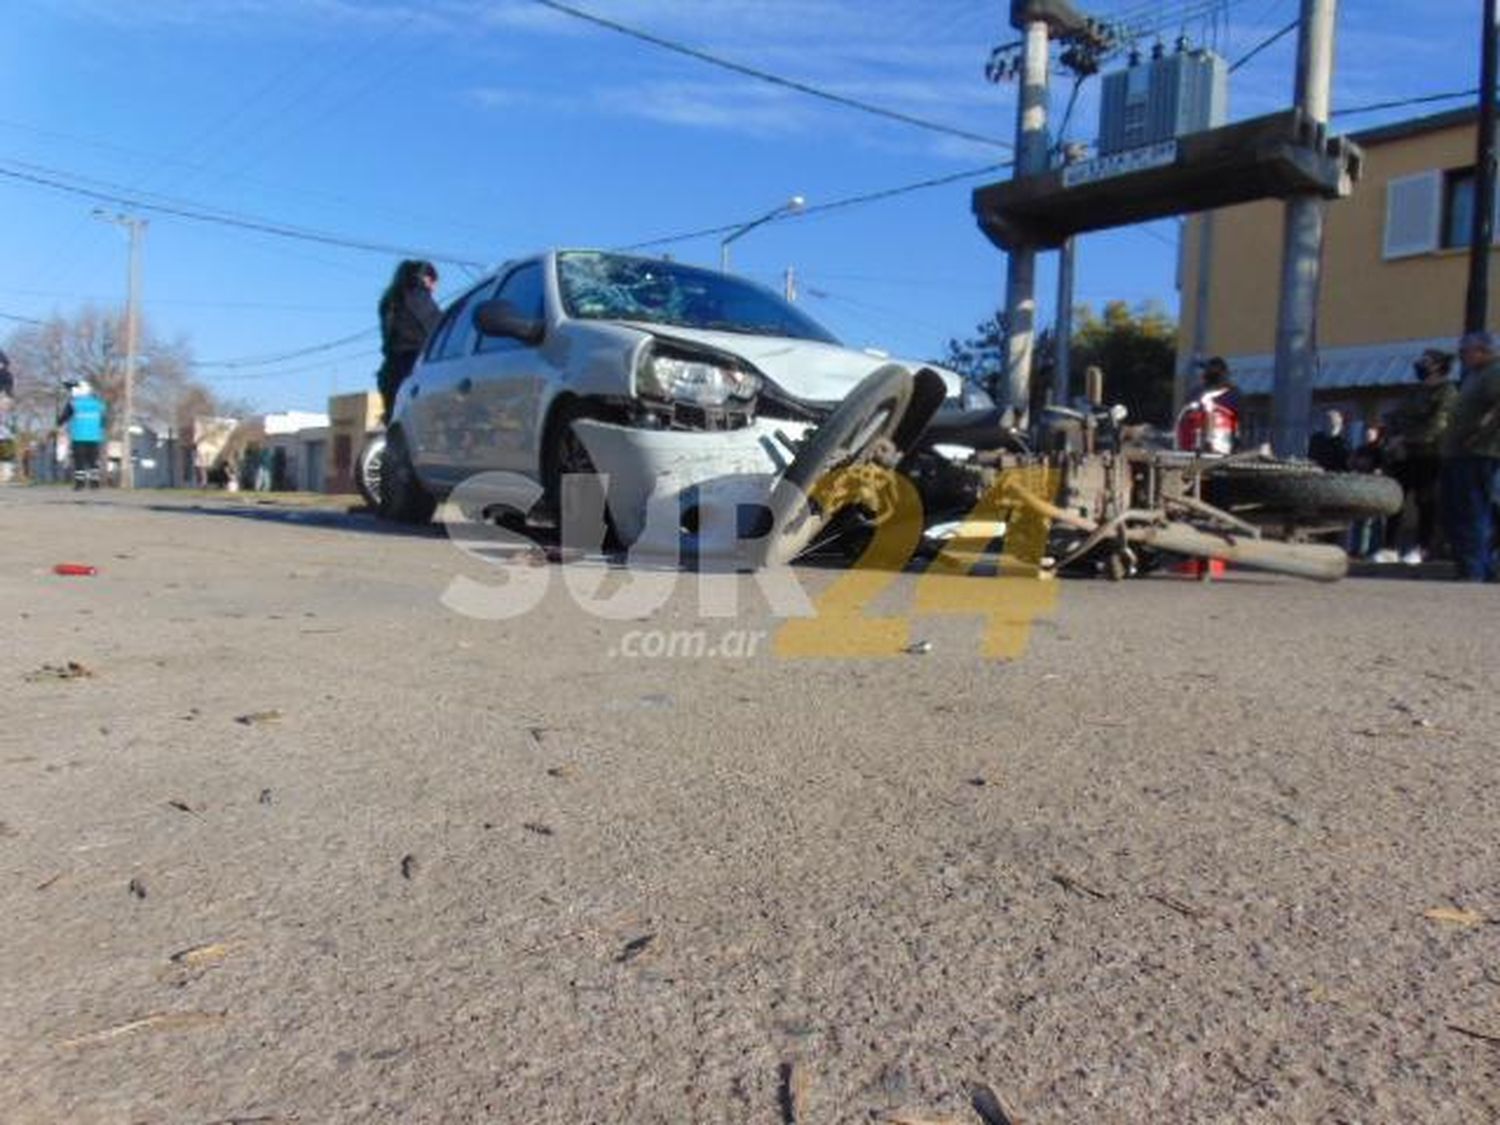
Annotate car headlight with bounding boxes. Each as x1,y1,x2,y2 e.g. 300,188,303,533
637,348,761,408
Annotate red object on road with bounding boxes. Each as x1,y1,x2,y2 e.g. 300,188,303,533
52,563,98,577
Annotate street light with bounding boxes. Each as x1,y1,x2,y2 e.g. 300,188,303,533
720,195,805,273
92,208,147,488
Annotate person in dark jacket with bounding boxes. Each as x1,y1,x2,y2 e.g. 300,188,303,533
1442,331,1500,582
1382,348,1457,563
376,259,441,422
1307,409,1351,472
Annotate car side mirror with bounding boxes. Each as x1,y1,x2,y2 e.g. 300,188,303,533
473,299,544,344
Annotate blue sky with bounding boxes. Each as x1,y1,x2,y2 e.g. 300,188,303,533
0,0,1482,413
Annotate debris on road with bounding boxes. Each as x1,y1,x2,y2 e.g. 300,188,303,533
235,710,283,726
127,877,148,899
1424,906,1485,926
1050,872,1111,900
168,941,235,968
523,822,555,837
1147,891,1204,919
1447,1023,1500,1046
52,563,98,577
400,854,418,880
615,934,655,963
24,661,93,682
904,640,934,655
258,788,273,805
880,1113,964,1125
545,765,575,779
58,1009,227,1048
166,799,203,818
968,1081,1017,1125
777,1059,810,1123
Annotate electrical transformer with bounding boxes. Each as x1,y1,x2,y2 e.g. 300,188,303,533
1097,46,1228,156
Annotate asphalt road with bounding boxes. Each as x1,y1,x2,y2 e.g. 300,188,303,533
2,487,1498,1123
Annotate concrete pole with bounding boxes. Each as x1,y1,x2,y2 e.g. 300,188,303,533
1000,17,1051,425
1053,237,1075,405
1176,212,1215,409
1270,0,1336,458
121,216,145,489
1466,0,1498,334
783,266,797,303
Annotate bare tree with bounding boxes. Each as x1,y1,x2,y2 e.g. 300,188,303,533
3,307,223,439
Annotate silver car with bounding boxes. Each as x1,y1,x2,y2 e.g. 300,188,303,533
379,249,981,561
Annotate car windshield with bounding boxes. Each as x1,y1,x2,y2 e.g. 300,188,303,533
556,251,840,344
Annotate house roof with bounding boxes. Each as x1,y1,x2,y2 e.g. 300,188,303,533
1348,105,1480,148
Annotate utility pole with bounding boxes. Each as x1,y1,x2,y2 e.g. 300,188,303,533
783,266,797,303
1466,0,1498,334
1053,237,1075,405
94,209,147,488
1001,14,1053,426
1177,212,1215,409
1270,0,1336,458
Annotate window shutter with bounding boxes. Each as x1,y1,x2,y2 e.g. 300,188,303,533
1383,171,1441,259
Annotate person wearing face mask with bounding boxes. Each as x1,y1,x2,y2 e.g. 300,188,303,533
1380,348,1457,564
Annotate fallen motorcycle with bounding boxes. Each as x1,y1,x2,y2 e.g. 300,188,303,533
775,369,1401,582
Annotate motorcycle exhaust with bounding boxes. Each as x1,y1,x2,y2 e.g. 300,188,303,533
1132,524,1348,582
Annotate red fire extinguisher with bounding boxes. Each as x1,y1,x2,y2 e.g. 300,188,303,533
1174,387,1238,455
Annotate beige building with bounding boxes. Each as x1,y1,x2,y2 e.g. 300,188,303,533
327,391,381,495
1180,107,1497,442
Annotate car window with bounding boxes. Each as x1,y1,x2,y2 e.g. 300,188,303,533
431,281,497,362
556,250,840,344
477,263,546,354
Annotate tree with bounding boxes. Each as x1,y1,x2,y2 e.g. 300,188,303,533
1069,299,1177,426
3,306,216,439
939,309,1055,415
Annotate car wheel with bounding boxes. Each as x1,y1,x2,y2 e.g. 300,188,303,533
541,399,617,551
378,425,436,524
356,431,385,509
759,364,918,567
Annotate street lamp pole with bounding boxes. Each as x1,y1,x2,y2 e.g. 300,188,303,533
93,209,147,489
720,195,805,273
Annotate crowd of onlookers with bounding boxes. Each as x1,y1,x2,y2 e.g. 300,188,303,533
1307,331,1500,581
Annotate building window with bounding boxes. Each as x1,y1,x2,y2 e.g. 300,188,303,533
1443,168,1475,249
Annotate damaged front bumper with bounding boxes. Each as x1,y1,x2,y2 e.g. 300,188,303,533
571,417,814,556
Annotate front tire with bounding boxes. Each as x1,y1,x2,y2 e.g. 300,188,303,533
1204,463,1402,521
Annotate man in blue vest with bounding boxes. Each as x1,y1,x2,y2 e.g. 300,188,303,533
58,380,107,489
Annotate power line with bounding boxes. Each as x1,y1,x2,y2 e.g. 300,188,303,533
0,310,45,325
620,161,1013,251
529,0,1013,151
1332,89,1479,119
0,161,487,269
196,328,377,369
1228,16,1297,72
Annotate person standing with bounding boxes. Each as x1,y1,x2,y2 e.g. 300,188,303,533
56,380,106,490
1441,331,1500,582
1383,348,1458,563
376,260,442,423
1307,409,1351,472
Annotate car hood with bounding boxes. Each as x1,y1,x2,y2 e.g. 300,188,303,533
624,322,962,405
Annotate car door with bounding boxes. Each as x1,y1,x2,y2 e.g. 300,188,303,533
405,279,496,490
468,260,555,476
